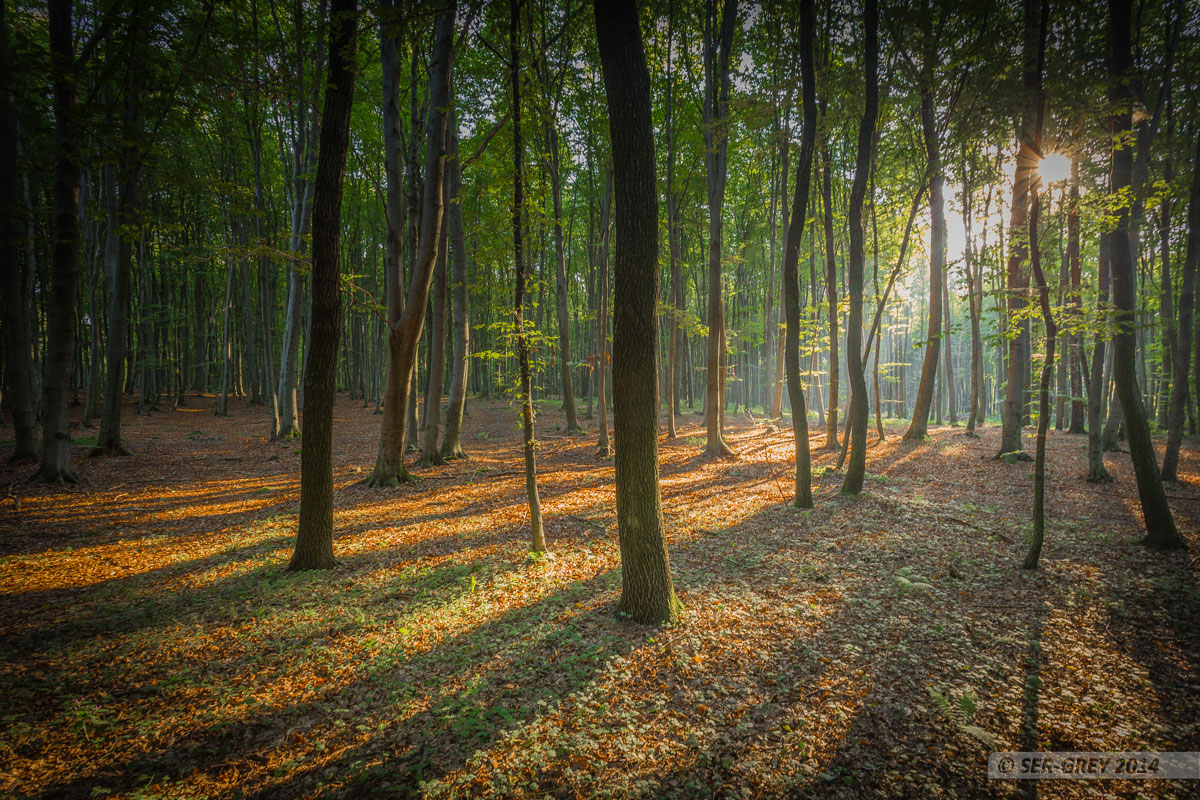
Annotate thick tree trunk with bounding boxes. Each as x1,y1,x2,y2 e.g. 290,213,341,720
0,0,38,460
36,0,82,484
841,0,877,495
1107,0,1183,550
596,0,682,624
289,0,357,571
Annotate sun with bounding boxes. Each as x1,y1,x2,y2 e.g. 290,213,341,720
1038,152,1072,184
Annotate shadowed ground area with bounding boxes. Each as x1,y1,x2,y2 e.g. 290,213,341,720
1,395,1197,799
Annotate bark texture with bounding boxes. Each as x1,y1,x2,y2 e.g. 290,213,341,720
596,0,682,625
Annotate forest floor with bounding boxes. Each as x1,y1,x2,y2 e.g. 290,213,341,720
1,394,1198,800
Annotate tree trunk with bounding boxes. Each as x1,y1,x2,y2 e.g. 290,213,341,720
418,192,449,467
546,119,580,434
782,0,818,508
1107,0,1183,550
511,0,546,553
820,142,839,450
905,58,944,442
441,115,470,461
367,3,454,488
1159,131,1200,481
841,0,877,495
1024,165,1054,569
0,0,38,460
596,0,682,624
701,0,737,458
35,0,82,484
289,0,357,571
996,0,1043,460
596,171,613,456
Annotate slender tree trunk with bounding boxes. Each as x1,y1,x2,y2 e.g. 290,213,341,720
841,0,877,495
820,143,839,450
782,0,818,508
1107,0,1183,550
1024,171,1055,569
510,0,546,552
596,171,613,456
1160,131,1200,481
596,0,682,623
702,0,737,458
905,58,944,442
546,119,580,433
367,3,454,488
418,193,449,467
441,116,470,461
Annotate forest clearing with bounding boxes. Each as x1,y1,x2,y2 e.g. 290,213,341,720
1,397,1198,798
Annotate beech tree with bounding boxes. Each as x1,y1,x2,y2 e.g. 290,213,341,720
596,0,681,625
289,0,357,571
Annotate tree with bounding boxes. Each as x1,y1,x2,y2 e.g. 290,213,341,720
367,3,455,488
904,10,946,443
841,0,879,495
782,0,818,509
440,114,471,462
995,0,1044,461
0,0,38,461
1106,0,1183,550
595,0,681,625
289,0,357,571
35,0,85,484
512,0,547,553
1160,130,1200,482
701,0,737,458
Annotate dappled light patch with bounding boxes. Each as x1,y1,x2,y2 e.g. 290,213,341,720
0,398,1197,798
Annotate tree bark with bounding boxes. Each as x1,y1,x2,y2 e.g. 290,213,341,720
418,191,449,467
1107,0,1183,550
996,0,1044,460
841,0,877,495
0,0,38,460
701,0,737,458
596,0,682,624
511,0,546,553
820,141,838,450
1159,131,1200,481
367,3,454,488
904,46,944,442
441,115,470,461
289,0,357,571
782,0,818,508
36,0,82,484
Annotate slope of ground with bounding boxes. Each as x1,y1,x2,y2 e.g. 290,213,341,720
0,395,1197,799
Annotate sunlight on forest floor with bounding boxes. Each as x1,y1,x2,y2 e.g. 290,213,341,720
1,396,1197,799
